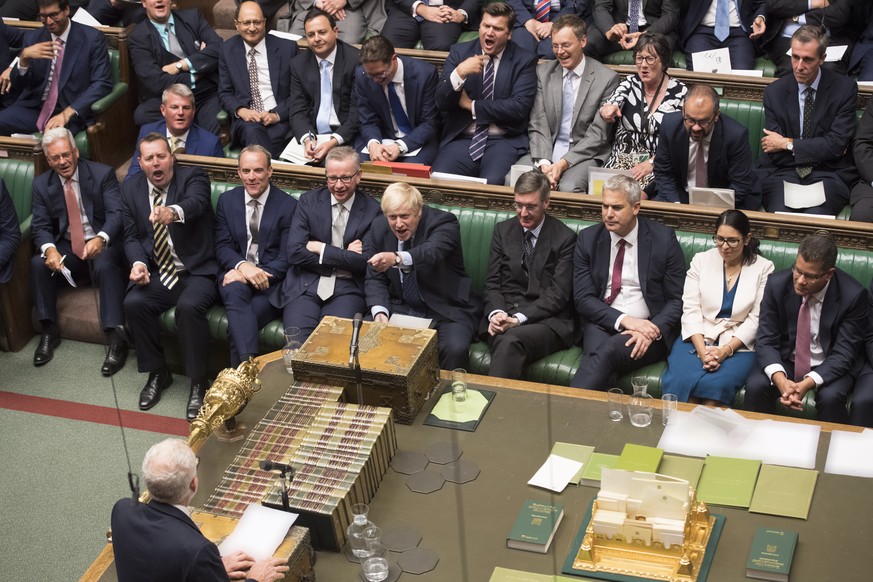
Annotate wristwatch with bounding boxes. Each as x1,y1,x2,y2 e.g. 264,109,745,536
786,139,794,152
175,62,183,71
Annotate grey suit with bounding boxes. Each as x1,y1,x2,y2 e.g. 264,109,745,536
518,57,619,192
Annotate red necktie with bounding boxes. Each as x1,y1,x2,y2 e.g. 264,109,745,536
794,297,812,380
64,178,86,259
604,239,626,305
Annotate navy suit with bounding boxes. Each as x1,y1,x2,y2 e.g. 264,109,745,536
507,0,592,58
680,0,765,71
288,41,361,150
0,180,21,285
121,166,218,379
354,56,440,165
0,19,23,71
0,21,112,135
215,185,296,366
587,0,679,60
571,217,685,389
218,35,298,158
128,10,223,133
30,160,126,331
364,205,482,369
850,99,873,222
758,69,858,215
382,0,481,51
126,120,224,179
111,499,229,581
481,214,577,379
848,4,873,81
432,40,538,184
270,187,381,341
653,111,756,209
745,268,868,425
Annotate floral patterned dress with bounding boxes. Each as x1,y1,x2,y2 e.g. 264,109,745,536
603,75,687,187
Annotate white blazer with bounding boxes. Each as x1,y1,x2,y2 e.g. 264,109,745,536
680,247,775,350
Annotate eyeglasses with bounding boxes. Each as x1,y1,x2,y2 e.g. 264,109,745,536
48,151,74,164
791,263,829,281
513,202,541,213
684,115,716,129
634,55,659,66
365,70,389,81
326,171,360,184
235,19,265,27
712,235,742,248
38,9,64,21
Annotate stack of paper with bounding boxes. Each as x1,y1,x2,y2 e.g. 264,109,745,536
825,428,873,477
528,454,585,493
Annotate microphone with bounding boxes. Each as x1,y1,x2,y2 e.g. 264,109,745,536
349,312,363,366
260,459,293,473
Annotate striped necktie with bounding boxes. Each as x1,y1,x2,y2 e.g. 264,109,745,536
152,187,178,290
469,56,494,162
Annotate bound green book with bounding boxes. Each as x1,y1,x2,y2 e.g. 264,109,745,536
506,499,565,554
659,455,705,490
749,465,818,519
488,567,579,582
697,456,761,508
615,443,664,473
550,442,595,485
746,527,798,581
578,453,619,487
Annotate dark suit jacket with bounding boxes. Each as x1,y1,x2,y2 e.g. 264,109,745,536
573,216,685,345
481,214,577,345
593,0,680,38
0,20,24,70
653,111,756,208
31,159,122,251
120,165,217,276
848,4,873,72
854,99,873,188
10,22,112,126
391,0,480,21
756,268,868,384
214,184,297,282
761,0,853,50
507,0,590,25
271,186,381,308
364,205,481,332
128,9,223,103
680,0,765,45
760,68,858,186
0,180,20,284
288,41,360,144
126,120,224,178
110,499,228,582
218,34,298,121
435,39,538,149
354,56,439,153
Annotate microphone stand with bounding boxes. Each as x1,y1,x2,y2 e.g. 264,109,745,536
350,342,363,405
277,466,292,512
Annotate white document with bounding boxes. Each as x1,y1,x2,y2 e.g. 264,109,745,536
509,164,533,188
786,45,847,62
824,429,873,478
60,266,76,288
72,8,102,27
783,180,826,209
359,140,422,158
691,48,732,73
588,167,634,196
218,503,298,561
775,211,835,220
279,134,332,165
269,30,302,42
430,171,488,184
689,187,735,209
858,81,873,90
388,313,432,329
527,454,584,493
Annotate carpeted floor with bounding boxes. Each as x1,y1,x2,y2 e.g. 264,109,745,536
0,337,196,580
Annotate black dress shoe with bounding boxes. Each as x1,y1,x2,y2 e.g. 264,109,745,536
33,332,60,366
139,369,173,410
101,338,128,377
186,379,210,421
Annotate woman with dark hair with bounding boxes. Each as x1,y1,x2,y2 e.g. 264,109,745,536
599,32,686,190
661,210,775,405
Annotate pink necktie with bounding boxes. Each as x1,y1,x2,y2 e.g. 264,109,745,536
64,178,86,259
695,143,708,188
604,239,626,305
37,39,65,133
794,297,812,380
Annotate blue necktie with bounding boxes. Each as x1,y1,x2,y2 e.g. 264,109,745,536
388,82,413,136
316,59,332,134
714,0,730,42
552,71,576,162
628,0,641,33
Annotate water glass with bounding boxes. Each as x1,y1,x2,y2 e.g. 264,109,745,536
627,393,654,427
607,388,625,422
347,503,371,558
661,393,678,426
283,326,301,376
451,368,467,403
631,376,649,395
361,556,390,581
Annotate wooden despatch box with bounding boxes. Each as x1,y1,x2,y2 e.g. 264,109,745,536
291,316,441,424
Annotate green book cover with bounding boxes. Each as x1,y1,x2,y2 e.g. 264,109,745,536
550,442,595,485
746,527,798,581
506,499,565,554
615,443,664,473
749,465,819,520
578,453,619,487
489,567,590,582
697,456,761,508
659,455,705,489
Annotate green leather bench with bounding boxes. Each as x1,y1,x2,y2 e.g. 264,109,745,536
164,181,873,420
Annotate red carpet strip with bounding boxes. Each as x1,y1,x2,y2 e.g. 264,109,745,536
0,391,189,436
